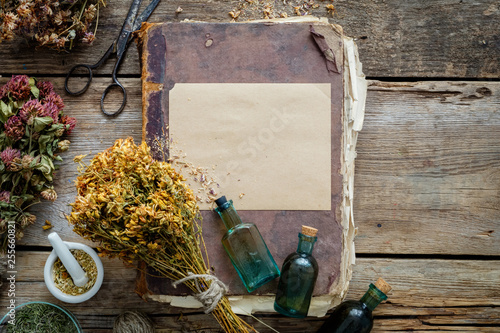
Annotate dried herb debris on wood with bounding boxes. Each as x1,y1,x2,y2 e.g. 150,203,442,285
67,137,257,333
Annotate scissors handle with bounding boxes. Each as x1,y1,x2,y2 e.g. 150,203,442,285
65,64,95,96
100,81,127,117
65,43,114,96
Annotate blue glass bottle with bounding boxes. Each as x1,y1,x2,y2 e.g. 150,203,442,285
317,278,391,333
214,196,280,292
274,225,319,318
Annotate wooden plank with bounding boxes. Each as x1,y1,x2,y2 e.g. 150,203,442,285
353,81,500,256
10,253,500,313
0,0,498,77
346,258,500,309
1,253,498,331
371,320,500,332
87,317,500,333
1,77,497,255
7,253,500,310
331,0,500,78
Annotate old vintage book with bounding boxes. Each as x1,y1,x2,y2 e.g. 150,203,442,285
136,17,365,316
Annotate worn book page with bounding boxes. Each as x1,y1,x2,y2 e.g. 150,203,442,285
169,83,332,211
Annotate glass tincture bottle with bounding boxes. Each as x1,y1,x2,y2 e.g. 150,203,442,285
214,196,280,292
274,225,319,318
317,278,392,333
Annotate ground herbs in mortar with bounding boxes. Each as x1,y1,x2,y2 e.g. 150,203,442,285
53,249,97,296
3,302,80,333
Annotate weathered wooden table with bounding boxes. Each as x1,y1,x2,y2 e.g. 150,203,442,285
1,1,499,332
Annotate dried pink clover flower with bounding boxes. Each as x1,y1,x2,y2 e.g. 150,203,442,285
5,75,31,100
4,116,25,141
0,75,77,253
82,32,96,45
0,147,21,167
40,101,60,122
0,190,11,203
36,81,55,98
60,115,77,135
19,99,44,123
43,92,65,110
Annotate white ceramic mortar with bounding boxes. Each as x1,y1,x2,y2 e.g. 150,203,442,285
44,241,104,303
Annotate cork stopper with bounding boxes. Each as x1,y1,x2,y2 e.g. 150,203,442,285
374,278,391,294
301,225,318,237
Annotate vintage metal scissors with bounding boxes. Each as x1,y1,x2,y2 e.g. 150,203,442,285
65,0,161,116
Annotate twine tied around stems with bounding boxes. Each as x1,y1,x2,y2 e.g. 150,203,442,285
173,272,229,314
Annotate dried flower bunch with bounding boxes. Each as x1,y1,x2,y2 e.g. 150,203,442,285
0,75,76,251
0,0,106,50
68,138,256,333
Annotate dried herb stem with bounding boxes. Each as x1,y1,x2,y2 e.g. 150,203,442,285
67,138,256,333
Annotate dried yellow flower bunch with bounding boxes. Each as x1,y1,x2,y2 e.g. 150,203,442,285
69,137,199,263
67,138,256,333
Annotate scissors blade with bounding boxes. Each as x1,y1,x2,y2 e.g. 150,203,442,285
132,0,161,32
115,0,143,57
122,0,143,32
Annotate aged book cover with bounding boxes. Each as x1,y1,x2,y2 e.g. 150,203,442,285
136,17,365,316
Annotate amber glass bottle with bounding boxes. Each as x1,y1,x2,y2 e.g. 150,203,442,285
317,278,391,333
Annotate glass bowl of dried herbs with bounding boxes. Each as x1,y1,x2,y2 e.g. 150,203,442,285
44,241,104,303
0,301,82,333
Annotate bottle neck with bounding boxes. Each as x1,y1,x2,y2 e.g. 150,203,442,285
215,200,242,230
297,233,317,255
360,283,388,311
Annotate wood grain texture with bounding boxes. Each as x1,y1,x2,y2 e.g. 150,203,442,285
1,77,497,331
0,0,498,323
1,77,497,257
1,252,498,332
0,0,499,77
354,80,500,255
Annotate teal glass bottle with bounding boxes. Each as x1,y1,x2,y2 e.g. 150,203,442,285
274,225,319,318
214,196,280,292
317,278,391,333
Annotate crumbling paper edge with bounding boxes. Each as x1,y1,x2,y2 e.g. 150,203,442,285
181,15,329,25
138,22,154,144
143,17,367,318
148,294,340,318
327,33,366,306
